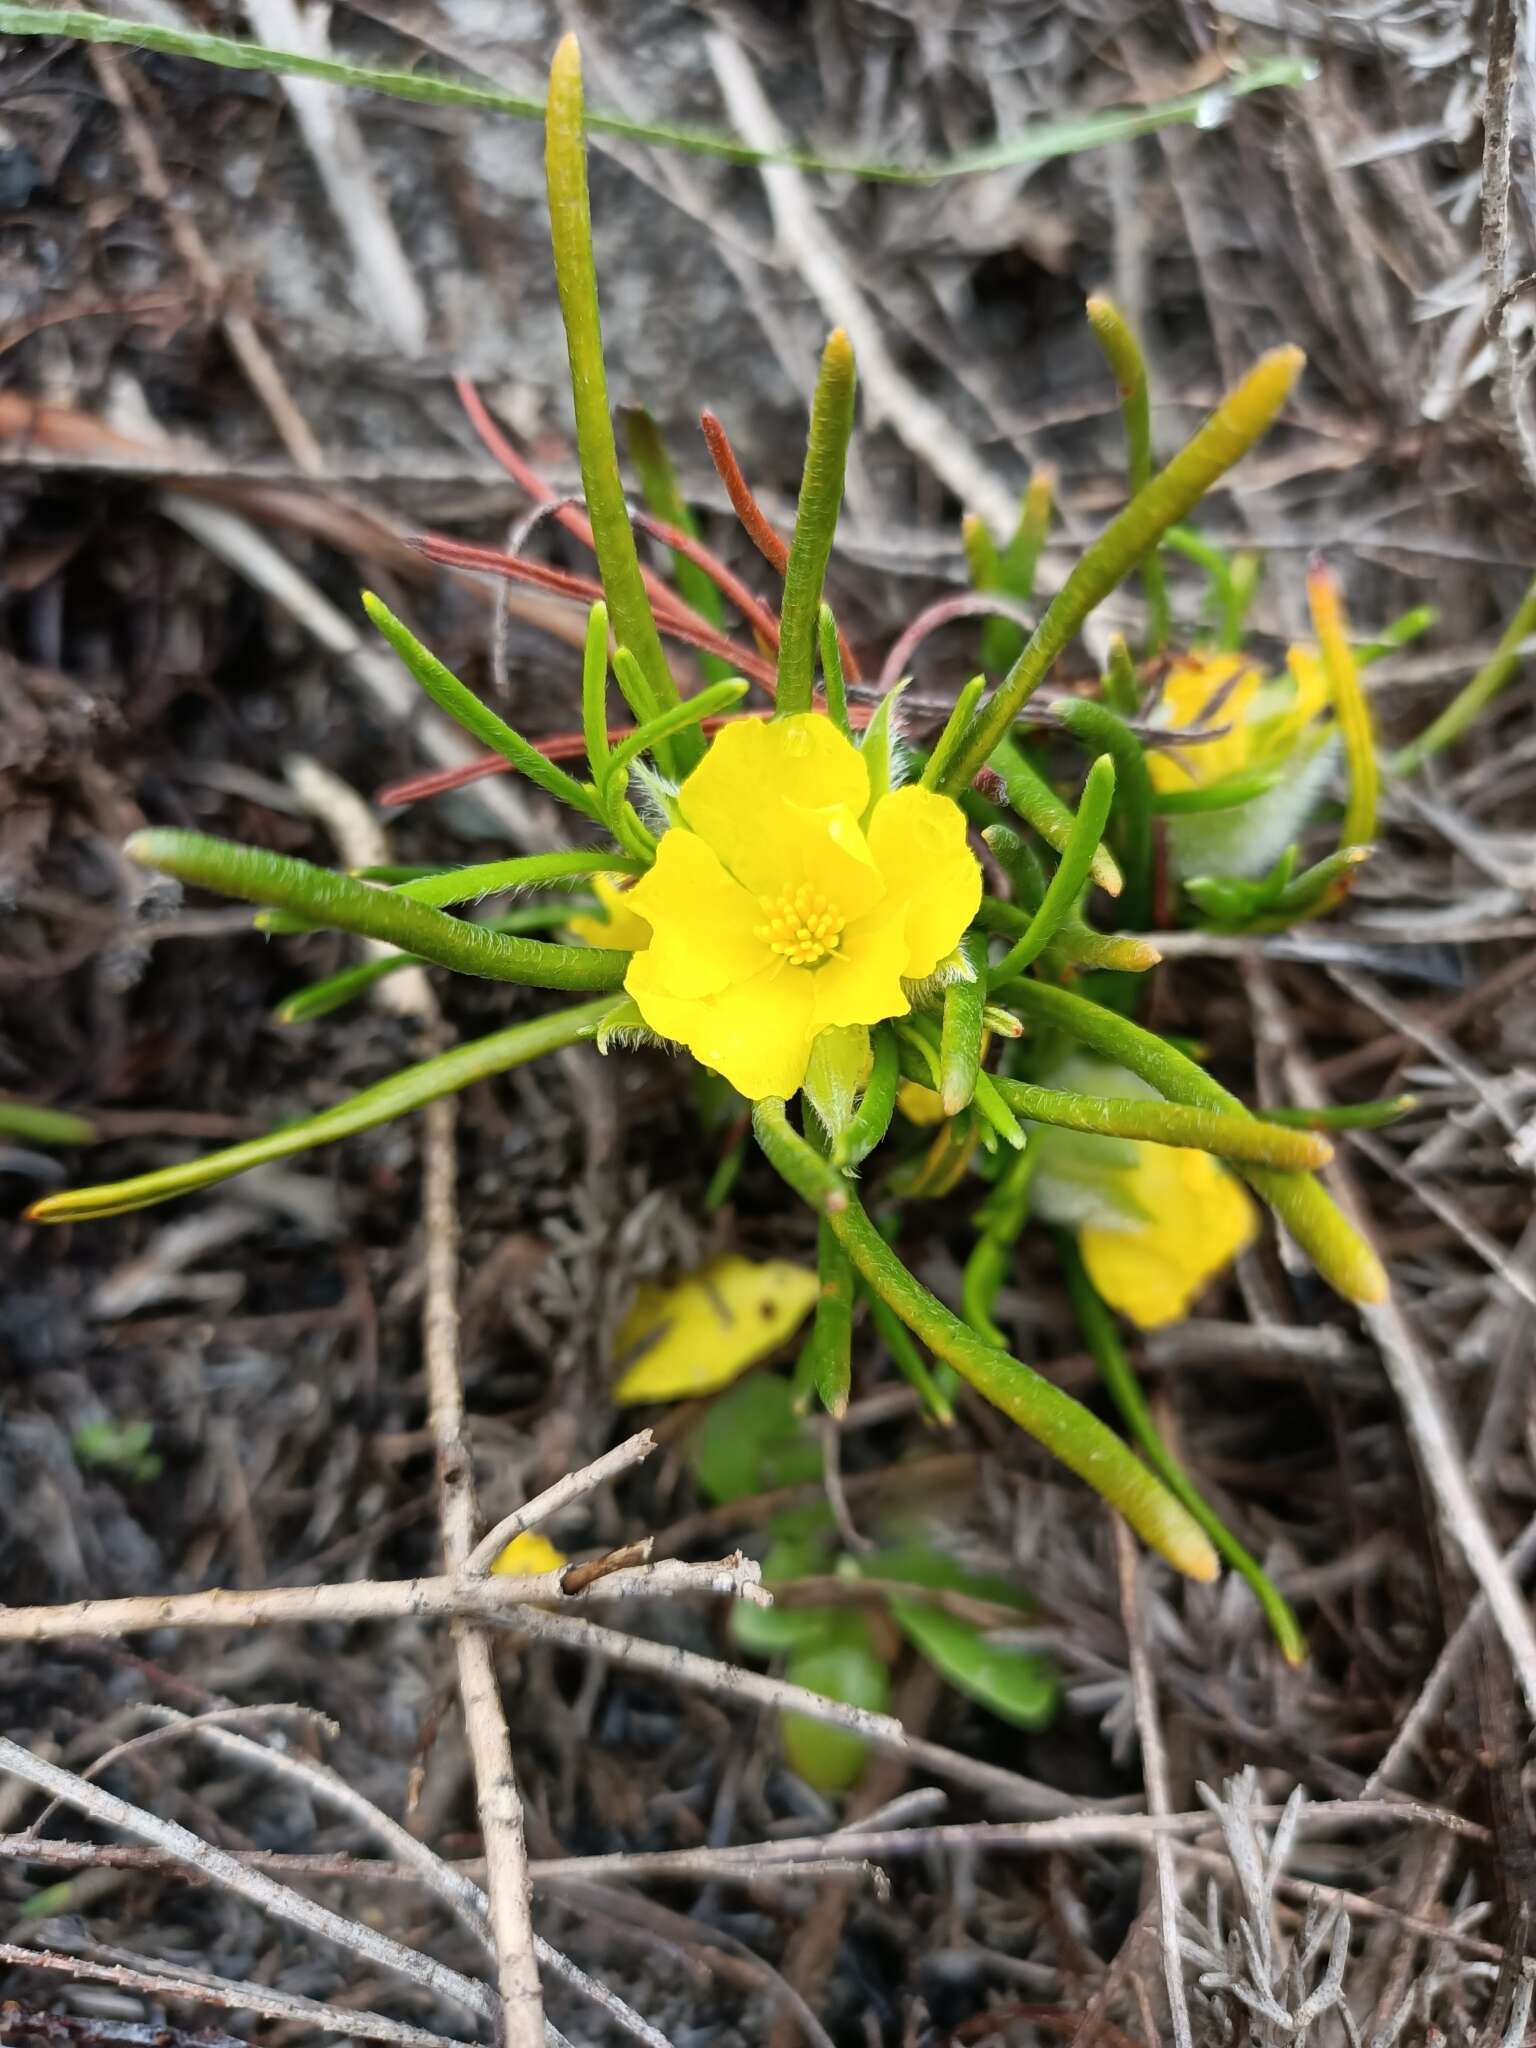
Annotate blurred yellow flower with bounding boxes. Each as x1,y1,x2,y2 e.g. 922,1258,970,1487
490,1530,567,1577
1147,647,1334,879
613,1252,820,1403
622,715,981,1100
1030,1057,1257,1329
568,874,652,951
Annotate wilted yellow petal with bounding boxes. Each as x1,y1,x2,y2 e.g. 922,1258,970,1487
490,1530,567,1577
568,874,653,952
613,1253,820,1403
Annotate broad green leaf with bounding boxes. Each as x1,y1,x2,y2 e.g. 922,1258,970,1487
867,1542,1056,1730
782,1614,890,1792
687,1372,824,1506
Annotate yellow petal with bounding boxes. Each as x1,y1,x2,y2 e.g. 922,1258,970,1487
1147,655,1264,792
1079,1142,1258,1329
810,906,911,1033
623,826,769,999
490,1530,567,1577
613,1252,820,1403
863,785,982,981
897,1077,949,1126
626,949,817,1099
680,714,872,897
567,874,652,952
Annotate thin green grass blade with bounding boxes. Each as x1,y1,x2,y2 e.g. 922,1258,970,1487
0,11,1311,183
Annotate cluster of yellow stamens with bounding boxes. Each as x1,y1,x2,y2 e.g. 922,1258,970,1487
755,883,846,967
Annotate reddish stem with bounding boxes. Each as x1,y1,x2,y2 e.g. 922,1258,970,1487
877,592,1037,693
700,409,862,683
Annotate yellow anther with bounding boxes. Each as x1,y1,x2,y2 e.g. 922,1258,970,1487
754,882,846,967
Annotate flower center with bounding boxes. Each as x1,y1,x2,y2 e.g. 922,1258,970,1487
755,883,846,968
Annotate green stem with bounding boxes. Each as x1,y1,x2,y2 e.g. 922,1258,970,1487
987,755,1116,985
128,831,629,992
1057,700,1153,929
1085,297,1169,654
776,331,858,715
1390,571,1536,776
1059,1236,1305,1663
751,1098,849,1214
545,36,686,774
941,347,1304,793
363,594,600,817
805,1192,1219,1582
28,999,613,1221
995,977,1387,1305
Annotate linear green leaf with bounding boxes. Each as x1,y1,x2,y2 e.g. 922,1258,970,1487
940,347,1305,793
128,830,629,992
363,593,599,817
27,998,614,1221
991,1077,1331,1169
275,902,591,1024
1085,298,1169,653
987,754,1116,985
939,939,986,1116
776,331,857,716
794,1190,1220,1583
1056,700,1153,929
622,406,732,682
1059,1235,1305,1663
989,737,1123,896
1391,570,1536,776
546,37,684,772
396,850,643,910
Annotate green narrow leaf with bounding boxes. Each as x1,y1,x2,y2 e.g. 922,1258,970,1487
780,1187,1220,1584
986,754,1116,984
776,331,857,716
1056,699,1154,928
275,902,591,1024
125,831,629,992
858,684,907,820
1101,634,1141,718
869,1542,1056,1728
546,36,687,773
862,1285,954,1423
751,1098,850,1215
939,936,986,1116
810,1218,855,1417
396,850,643,910
0,1100,96,1146
27,997,614,1221
1059,1235,1306,1664
1085,297,1169,655
990,1077,1331,1169
920,676,988,792
990,737,1123,897
941,347,1305,793
581,600,613,781
362,593,599,818
818,605,852,738
833,1021,899,1169
1391,573,1536,775
1261,1095,1417,1132
600,676,749,812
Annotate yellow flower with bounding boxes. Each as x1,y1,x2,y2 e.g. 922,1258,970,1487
1078,1140,1257,1329
568,874,652,951
490,1530,567,1577
613,1252,820,1403
622,715,981,1101
1030,1057,1257,1329
1147,647,1335,880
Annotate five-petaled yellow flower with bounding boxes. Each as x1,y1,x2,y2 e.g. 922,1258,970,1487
618,714,981,1101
